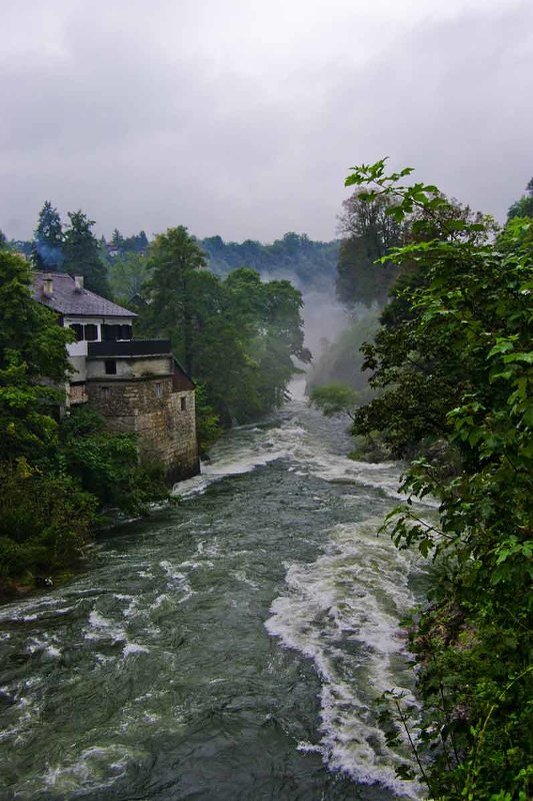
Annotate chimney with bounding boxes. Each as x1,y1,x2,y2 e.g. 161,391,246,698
74,275,84,292
43,274,53,298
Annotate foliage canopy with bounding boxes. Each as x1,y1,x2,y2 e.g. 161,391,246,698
343,159,532,800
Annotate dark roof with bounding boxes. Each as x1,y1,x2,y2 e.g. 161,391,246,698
33,272,137,318
172,357,195,391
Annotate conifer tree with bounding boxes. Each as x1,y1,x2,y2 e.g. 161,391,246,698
63,210,110,296
31,201,64,271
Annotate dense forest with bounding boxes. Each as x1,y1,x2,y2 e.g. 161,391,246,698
312,161,533,800
2,207,327,432
0,249,170,595
0,213,318,594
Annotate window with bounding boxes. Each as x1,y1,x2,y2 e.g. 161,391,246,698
70,323,83,341
155,382,162,398
103,324,121,341
100,386,111,400
104,360,117,375
180,396,187,411
84,323,98,341
120,324,132,340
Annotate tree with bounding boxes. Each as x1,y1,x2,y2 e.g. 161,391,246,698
336,191,404,307
222,271,311,417
63,210,110,296
343,159,532,800
110,228,125,252
0,251,171,589
138,242,310,430
109,252,149,301
507,175,533,220
0,250,72,462
199,232,340,292
143,226,207,374
31,201,64,271
309,383,358,419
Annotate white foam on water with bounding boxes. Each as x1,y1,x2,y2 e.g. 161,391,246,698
0,595,72,625
175,437,295,499
266,518,423,799
122,642,149,658
159,559,195,603
231,569,260,591
84,610,127,644
35,744,142,797
150,593,169,609
171,399,420,511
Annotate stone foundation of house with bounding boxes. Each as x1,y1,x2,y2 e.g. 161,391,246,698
86,375,200,482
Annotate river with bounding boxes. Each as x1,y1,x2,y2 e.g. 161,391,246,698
0,382,425,801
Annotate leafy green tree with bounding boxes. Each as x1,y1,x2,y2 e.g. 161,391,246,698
194,383,223,455
110,228,125,251
507,175,533,219
0,230,7,250
139,237,310,431
59,407,168,515
336,191,404,307
309,383,358,419
249,279,311,411
0,252,169,592
143,226,207,373
63,210,110,296
0,460,96,584
106,228,149,262
344,159,532,800
109,252,149,301
0,251,97,590
0,250,72,462
31,201,64,271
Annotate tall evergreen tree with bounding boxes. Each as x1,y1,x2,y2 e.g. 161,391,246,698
110,228,125,251
31,201,64,271
63,211,110,297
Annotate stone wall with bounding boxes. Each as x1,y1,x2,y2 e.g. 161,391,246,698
86,375,199,482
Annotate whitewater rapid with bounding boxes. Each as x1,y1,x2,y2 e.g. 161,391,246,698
0,388,426,801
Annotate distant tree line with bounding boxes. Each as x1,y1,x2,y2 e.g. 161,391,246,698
199,232,340,291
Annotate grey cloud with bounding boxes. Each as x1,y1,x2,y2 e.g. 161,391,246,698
1,1,532,241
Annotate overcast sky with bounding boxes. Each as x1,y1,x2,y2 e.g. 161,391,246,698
1,0,532,242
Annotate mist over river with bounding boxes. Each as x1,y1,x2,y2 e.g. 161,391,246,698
0,380,426,801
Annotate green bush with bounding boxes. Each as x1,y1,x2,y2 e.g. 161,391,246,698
0,459,96,583
59,406,169,515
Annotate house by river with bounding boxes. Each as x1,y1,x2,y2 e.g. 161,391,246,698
33,271,200,482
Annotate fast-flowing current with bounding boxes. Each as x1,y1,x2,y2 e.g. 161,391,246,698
0,382,427,801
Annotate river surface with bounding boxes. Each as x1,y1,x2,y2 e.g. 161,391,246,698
0,383,426,801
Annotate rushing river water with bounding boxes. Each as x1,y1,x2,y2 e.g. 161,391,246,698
0,382,426,801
